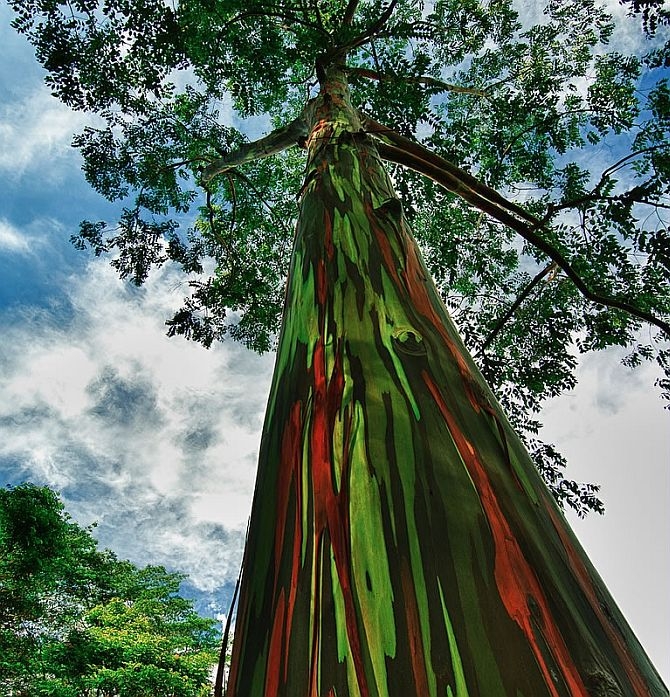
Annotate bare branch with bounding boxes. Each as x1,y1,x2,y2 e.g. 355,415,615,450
362,115,537,224
363,117,670,339
476,263,556,356
600,144,667,181
202,117,308,182
346,0,399,52
344,65,487,97
341,0,360,26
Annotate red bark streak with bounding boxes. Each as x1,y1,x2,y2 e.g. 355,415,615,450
307,120,329,150
400,237,483,414
545,504,652,695
310,338,370,697
422,370,590,697
317,258,328,307
284,497,302,683
400,557,432,696
265,590,287,697
275,402,303,584
280,405,305,681
367,202,403,287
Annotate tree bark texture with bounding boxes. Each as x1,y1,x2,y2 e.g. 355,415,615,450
224,72,668,697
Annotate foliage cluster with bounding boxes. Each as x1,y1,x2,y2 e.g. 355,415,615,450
0,483,219,697
8,0,670,515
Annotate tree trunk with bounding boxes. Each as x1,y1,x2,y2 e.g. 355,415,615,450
224,71,668,697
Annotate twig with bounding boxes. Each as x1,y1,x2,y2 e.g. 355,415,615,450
230,169,295,237
344,65,486,97
344,0,399,53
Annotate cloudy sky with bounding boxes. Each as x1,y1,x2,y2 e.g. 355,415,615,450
1,0,668,684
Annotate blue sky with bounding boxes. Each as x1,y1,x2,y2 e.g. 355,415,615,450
1,0,668,683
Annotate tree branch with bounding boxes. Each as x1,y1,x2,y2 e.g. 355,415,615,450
201,117,308,182
310,0,325,33
363,116,670,338
214,8,327,38
362,115,537,224
344,65,487,97
600,144,667,180
345,0,398,52
476,262,556,356
341,0,360,26
229,169,295,238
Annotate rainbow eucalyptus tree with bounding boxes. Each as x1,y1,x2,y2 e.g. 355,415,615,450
9,0,670,695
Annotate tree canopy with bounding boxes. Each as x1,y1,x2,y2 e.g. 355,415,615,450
0,483,219,697
8,0,670,516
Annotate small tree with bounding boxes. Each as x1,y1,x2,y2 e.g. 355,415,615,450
9,1,670,695
0,483,219,697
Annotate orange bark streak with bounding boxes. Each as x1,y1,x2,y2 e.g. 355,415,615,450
366,199,401,286
401,557,432,696
265,591,287,697
423,370,589,696
401,237,482,414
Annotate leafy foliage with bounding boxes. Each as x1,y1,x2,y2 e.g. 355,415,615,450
9,0,670,514
621,0,670,67
0,484,219,697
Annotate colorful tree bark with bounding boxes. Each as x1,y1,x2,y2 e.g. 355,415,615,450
224,71,668,697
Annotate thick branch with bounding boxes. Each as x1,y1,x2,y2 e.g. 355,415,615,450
363,115,537,224
201,117,308,182
364,118,670,339
345,66,486,97
341,0,360,25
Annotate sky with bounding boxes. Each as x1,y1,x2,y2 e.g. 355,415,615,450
0,0,668,685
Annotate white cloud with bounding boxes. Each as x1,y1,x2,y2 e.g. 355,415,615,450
0,87,91,177
0,256,275,588
542,350,670,682
0,218,31,253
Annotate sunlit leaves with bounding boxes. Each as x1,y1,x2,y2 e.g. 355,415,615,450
10,0,184,112
0,484,218,697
